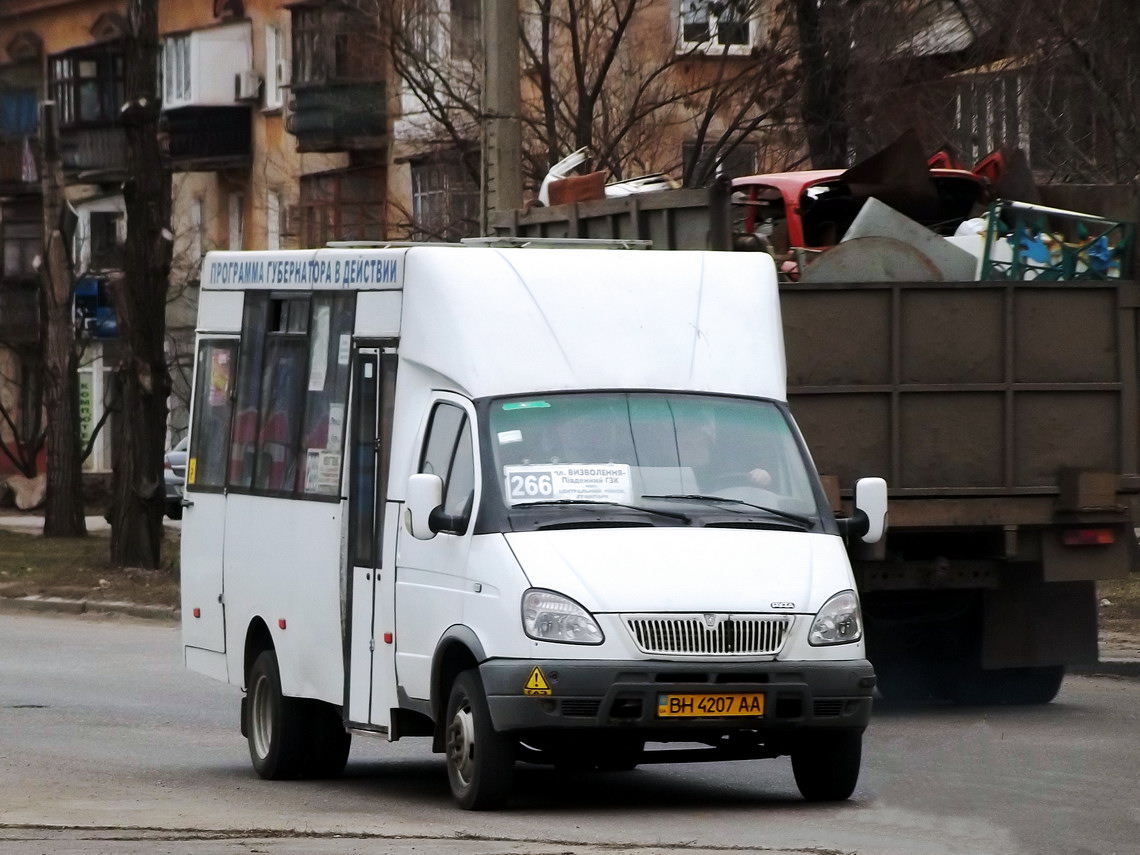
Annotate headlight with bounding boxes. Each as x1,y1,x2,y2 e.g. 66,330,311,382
522,589,604,644
809,590,863,646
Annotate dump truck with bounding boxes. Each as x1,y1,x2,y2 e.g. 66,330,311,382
491,181,1140,704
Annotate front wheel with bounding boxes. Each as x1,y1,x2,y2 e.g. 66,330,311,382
791,731,862,802
444,669,515,810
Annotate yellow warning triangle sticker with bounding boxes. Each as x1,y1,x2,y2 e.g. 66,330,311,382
524,666,552,695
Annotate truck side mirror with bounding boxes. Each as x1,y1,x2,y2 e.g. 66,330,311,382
406,473,443,540
838,477,888,544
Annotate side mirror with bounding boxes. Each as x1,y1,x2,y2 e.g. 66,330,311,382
838,477,888,544
406,473,443,540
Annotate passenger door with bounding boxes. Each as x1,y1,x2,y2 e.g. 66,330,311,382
181,338,238,654
394,396,480,701
346,347,398,728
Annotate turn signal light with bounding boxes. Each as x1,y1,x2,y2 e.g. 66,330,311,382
1062,528,1115,546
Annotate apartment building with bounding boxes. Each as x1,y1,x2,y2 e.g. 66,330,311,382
0,0,392,477
0,0,814,482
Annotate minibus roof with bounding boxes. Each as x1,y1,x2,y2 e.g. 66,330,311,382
201,246,786,401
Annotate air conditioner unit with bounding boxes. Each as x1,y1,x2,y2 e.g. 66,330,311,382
234,70,262,102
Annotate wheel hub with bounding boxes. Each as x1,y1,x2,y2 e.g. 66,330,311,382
447,704,476,787
250,673,272,760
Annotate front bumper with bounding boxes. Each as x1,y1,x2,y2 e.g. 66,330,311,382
479,658,874,735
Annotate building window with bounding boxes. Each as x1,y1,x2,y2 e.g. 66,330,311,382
450,0,481,59
50,43,124,127
88,211,123,270
292,3,381,86
78,344,114,472
678,1,756,54
266,190,281,250
229,192,244,250
402,0,438,58
300,167,385,246
410,152,480,241
681,140,758,183
189,198,205,263
163,34,191,106
264,24,288,110
2,220,39,279
953,72,1027,165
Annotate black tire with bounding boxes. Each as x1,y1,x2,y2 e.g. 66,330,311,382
791,731,862,802
444,669,514,810
299,700,352,779
947,664,1065,706
245,649,308,779
596,737,645,772
166,502,183,521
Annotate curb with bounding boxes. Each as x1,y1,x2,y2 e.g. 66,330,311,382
1071,660,1140,679
0,595,179,622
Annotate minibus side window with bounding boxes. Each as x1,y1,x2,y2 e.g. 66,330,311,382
228,294,268,488
253,296,310,494
188,340,237,490
300,294,354,496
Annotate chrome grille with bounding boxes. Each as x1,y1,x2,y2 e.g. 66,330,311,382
622,614,792,656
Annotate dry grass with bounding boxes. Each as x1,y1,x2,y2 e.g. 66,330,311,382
0,527,179,607
1099,574,1140,634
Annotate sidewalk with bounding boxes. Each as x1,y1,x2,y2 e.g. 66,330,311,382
0,514,181,533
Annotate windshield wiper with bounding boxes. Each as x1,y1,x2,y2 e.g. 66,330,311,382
641,494,813,527
513,499,690,523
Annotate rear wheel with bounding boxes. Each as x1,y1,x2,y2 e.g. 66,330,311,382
791,731,862,802
445,670,514,810
245,649,307,779
299,700,352,779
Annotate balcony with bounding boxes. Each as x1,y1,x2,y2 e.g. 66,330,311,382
161,106,251,171
0,137,40,194
59,127,128,179
287,82,386,153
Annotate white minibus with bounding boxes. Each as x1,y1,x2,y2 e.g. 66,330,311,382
181,244,887,809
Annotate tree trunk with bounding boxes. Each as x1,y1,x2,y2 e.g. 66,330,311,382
793,0,852,169
39,103,86,537
110,0,173,568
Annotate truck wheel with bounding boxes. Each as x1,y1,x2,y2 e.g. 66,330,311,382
246,649,307,779
444,669,514,810
791,731,862,802
948,665,1065,706
597,737,645,772
300,700,351,779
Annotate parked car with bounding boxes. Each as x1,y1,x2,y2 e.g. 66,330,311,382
164,436,189,520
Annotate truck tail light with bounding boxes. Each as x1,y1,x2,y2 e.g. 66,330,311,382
1062,528,1115,546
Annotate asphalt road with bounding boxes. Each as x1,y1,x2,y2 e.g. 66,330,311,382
1,612,1138,855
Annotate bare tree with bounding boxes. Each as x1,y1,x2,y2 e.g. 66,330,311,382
845,0,1140,181
37,102,86,537
382,0,802,232
109,0,173,568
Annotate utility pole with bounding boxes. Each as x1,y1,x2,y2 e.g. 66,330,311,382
481,0,523,231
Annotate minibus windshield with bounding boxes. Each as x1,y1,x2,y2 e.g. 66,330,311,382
484,392,825,527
